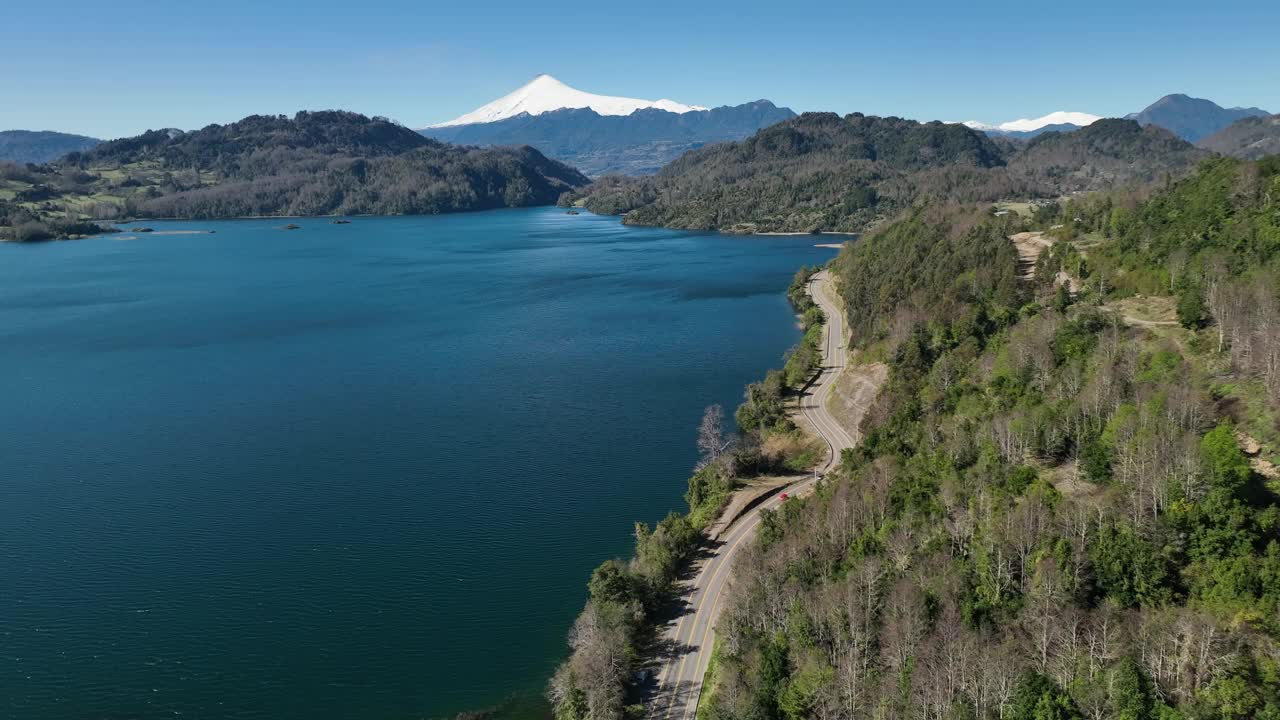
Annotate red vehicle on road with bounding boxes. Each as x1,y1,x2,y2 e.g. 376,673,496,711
778,493,789,502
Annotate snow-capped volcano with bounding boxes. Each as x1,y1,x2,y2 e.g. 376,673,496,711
425,74,707,128
958,111,1103,134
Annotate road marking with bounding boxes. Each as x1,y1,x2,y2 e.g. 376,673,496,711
663,495,768,719
676,477,822,720
653,270,849,719
659,501,762,719
655,578,695,718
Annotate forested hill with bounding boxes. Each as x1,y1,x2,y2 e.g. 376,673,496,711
702,156,1280,719
0,130,100,164
0,111,588,240
573,112,1027,234
73,110,432,167
570,114,1208,234
1198,114,1280,160
1007,118,1209,191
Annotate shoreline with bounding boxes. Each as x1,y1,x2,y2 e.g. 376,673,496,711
109,203,565,224
618,215,859,240
649,269,858,715
549,266,859,719
754,231,854,236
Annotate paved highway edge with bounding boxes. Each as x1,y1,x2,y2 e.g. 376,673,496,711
646,269,856,719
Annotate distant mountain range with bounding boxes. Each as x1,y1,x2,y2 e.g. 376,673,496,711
958,95,1273,143
959,111,1103,138
425,74,706,128
0,130,100,164
5,84,1275,188
1126,94,1270,142
421,75,795,176
424,80,1272,177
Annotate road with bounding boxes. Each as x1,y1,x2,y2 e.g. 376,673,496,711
647,269,853,719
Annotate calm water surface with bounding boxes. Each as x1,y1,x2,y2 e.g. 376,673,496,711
0,208,836,718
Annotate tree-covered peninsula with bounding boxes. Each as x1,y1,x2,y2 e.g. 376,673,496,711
0,111,588,241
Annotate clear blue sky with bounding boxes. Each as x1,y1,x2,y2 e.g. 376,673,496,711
5,0,1277,139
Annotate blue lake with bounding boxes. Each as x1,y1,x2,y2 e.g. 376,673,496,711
0,208,836,718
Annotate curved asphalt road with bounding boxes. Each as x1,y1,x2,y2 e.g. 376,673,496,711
647,270,852,719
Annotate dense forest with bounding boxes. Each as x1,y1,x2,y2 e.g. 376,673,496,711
0,111,587,241
566,115,1209,235
544,155,1280,720
699,156,1280,719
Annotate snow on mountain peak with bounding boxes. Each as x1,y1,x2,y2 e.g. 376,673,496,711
998,111,1103,132
426,75,708,128
956,111,1103,133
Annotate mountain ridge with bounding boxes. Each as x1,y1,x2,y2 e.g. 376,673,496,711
1126,93,1270,141
423,98,796,176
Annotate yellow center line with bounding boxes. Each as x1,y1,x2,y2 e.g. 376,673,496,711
660,502,765,719
654,582,695,719
673,511,764,719
678,474,824,720
660,272,845,719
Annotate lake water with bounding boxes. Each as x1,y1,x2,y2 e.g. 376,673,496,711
0,208,836,719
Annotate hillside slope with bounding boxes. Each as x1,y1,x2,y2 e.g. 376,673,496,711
1198,114,1280,160
702,156,1280,719
0,130,100,164
1006,118,1208,191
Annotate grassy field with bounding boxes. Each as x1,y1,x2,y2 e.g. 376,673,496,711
995,201,1036,217
1104,294,1179,324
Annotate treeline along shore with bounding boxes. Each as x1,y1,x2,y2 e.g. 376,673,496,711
546,266,833,718
0,111,588,242
547,152,1280,720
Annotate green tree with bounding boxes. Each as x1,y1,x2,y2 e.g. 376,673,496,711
1088,524,1171,607
588,559,637,605
1053,284,1074,314
1080,439,1113,483
1200,423,1251,493
1200,673,1263,720
1008,672,1082,720
1110,657,1156,720
778,663,833,720
1176,283,1207,329
754,633,790,719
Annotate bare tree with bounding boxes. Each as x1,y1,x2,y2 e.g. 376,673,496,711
696,404,733,469
548,601,630,720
